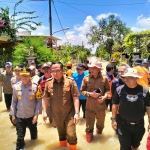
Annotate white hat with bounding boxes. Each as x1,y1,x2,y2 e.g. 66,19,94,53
121,68,142,78
88,60,102,69
29,65,35,70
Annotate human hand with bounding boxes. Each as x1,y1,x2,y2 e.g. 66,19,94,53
112,121,117,130
90,91,101,98
12,116,16,124
74,114,80,125
97,96,107,104
42,112,47,123
32,115,38,124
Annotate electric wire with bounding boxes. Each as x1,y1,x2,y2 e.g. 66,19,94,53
52,0,69,43
54,0,150,7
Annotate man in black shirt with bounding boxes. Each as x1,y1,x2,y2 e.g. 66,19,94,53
111,68,150,150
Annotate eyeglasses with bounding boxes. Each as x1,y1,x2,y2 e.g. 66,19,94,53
51,69,62,74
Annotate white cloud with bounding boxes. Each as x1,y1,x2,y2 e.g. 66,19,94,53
137,14,143,20
131,27,146,32
74,16,97,34
31,25,49,35
130,15,150,32
96,13,119,20
136,16,150,28
58,16,98,53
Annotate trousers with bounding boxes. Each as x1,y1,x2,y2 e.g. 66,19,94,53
4,94,12,109
16,117,37,149
85,109,105,132
55,119,77,145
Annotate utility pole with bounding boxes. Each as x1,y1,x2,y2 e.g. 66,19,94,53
49,0,53,48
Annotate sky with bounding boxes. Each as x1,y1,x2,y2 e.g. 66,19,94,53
1,0,150,53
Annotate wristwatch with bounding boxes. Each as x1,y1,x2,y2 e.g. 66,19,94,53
75,112,79,115
110,117,116,121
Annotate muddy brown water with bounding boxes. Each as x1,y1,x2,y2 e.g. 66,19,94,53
0,98,148,150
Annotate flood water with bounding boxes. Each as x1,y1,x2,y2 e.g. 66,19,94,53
0,99,148,150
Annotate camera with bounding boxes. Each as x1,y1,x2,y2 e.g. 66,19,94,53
95,88,102,93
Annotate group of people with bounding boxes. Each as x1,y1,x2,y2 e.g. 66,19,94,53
0,58,150,150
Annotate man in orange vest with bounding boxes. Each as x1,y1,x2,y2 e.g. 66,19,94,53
66,61,73,77
133,59,149,89
105,64,115,112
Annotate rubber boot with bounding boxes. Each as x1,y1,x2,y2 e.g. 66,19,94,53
69,144,76,150
96,128,102,134
86,132,93,143
59,140,67,147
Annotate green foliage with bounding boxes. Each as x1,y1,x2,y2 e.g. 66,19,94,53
0,0,41,42
111,52,121,65
86,14,130,56
95,44,109,60
57,44,91,64
123,30,150,59
12,36,57,66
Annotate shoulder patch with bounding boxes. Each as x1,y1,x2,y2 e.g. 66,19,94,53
33,82,38,86
16,81,22,85
46,77,53,82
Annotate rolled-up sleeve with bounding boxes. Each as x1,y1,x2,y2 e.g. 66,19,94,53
80,77,89,97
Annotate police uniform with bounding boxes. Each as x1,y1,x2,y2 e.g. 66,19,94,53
112,84,150,150
0,71,14,109
10,78,42,150
80,73,110,133
11,76,21,89
44,75,79,145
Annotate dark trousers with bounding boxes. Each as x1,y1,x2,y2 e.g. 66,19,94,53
4,94,12,109
55,119,77,145
105,99,112,112
79,99,86,118
16,117,37,150
117,115,145,150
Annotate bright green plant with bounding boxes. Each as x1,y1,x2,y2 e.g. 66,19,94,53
12,36,57,66
0,0,41,42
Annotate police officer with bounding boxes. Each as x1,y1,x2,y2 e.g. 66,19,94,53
0,62,14,110
11,66,22,88
43,62,80,150
10,68,42,150
80,60,110,143
111,68,150,150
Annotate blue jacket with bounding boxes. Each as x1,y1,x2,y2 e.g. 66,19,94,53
72,71,89,100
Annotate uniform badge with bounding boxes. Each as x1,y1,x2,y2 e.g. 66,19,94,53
17,91,22,100
17,87,21,91
29,92,35,100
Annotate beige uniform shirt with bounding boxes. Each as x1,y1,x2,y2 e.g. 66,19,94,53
80,73,110,111
44,75,80,121
0,71,14,94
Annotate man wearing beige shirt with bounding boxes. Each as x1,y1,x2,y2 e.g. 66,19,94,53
0,62,14,110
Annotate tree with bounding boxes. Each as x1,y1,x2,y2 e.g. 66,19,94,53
86,14,130,58
12,36,57,66
0,0,41,42
123,30,150,59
